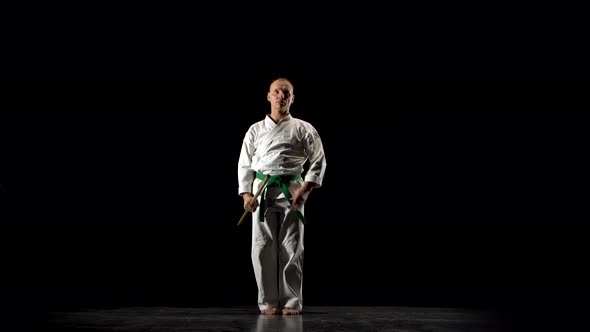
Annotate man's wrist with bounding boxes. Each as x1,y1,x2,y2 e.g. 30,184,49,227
302,182,316,193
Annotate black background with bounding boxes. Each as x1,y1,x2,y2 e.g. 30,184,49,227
2,80,589,328
2,4,589,331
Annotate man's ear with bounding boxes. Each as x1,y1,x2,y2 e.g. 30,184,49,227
267,92,271,102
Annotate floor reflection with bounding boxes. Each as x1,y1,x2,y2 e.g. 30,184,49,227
254,314,303,332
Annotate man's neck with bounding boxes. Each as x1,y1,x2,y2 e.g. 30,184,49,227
269,109,289,124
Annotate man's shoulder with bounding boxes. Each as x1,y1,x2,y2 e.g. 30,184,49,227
291,116,312,125
291,117,317,130
248,119,266,129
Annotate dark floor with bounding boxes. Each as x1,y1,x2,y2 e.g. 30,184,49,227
39,306,511,332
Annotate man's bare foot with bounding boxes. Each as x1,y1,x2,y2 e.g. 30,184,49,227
260,308,279,315
282,307,300,315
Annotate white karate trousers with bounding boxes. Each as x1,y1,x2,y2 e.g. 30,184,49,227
251,176,305,312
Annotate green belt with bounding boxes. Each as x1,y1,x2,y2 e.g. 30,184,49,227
255,172,307,224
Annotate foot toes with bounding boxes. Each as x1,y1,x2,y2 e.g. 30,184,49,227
261,308,280,315
282,307,300,315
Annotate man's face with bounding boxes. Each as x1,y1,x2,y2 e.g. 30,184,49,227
267,80,294,111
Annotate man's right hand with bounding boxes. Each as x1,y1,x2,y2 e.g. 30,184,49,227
242,193,258,212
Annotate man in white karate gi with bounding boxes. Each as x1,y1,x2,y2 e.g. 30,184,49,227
237,77,327,315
